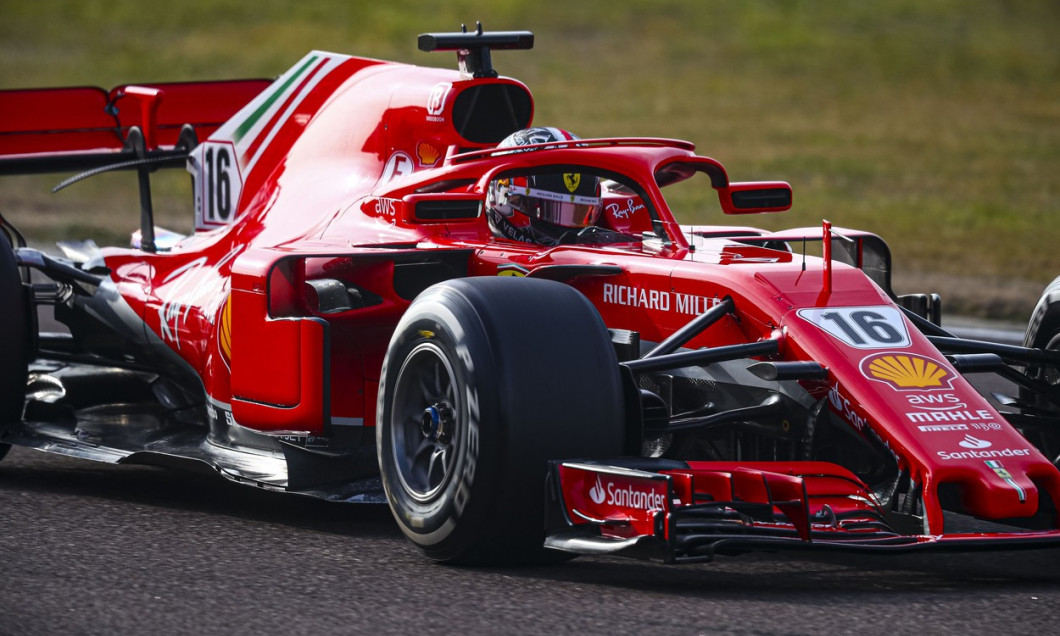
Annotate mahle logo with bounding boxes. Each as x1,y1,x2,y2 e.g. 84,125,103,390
861,352,952,390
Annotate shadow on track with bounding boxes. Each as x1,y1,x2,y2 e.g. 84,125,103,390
5,446,1060,602
0,447,395,535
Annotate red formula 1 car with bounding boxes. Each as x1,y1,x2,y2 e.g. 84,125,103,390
3,28,1060,564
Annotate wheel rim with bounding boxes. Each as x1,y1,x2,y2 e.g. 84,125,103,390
390,341,460,502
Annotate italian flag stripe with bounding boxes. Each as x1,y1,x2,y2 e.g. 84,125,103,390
232,55,319,144
240,56,331,169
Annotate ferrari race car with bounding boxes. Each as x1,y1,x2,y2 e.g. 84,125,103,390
3,27,1060,565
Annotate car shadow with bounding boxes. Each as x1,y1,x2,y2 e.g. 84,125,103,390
0,446,396,536
7,445,1060,599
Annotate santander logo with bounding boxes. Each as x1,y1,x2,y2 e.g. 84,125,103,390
958,435,992,450
589,476,607,504
585,475,667,511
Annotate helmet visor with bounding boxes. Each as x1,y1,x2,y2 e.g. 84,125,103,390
510,186,601,228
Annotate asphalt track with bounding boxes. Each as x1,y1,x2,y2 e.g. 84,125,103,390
3,335,1060,635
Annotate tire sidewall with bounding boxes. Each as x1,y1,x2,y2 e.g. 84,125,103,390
0,233,27,425
377,289,501,560
377,277,625,563
1024,275,1060,349
1021,276,1060,416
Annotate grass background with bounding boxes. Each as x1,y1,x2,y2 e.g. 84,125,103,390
1,0,1057,320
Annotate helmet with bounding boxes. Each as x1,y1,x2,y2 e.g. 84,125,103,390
486,127,601,245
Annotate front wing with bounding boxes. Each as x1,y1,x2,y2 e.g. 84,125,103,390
545,459,1060,563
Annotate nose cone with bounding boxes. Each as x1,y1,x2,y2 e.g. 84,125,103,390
950,460,1040,521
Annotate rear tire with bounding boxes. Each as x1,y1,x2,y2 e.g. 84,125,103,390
377,277,624,564
0,233,29,461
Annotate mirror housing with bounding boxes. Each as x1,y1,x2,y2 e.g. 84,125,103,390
717,181,792,214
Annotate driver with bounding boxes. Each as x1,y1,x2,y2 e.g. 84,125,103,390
486,127,602,246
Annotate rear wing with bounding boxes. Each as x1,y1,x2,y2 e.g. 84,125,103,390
0,79,270,175
0,79,269,252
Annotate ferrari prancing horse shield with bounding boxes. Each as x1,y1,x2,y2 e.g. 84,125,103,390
563,173,580,192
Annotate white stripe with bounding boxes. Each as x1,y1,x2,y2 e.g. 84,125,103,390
207,51,351,172
1004,478,1027,502
242,54,350,175
519,185,599,205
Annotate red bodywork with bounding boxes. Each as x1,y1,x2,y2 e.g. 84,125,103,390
3,43,1059,561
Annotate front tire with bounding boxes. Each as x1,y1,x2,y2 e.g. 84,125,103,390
0,233,29,461
1021,276,1060,462
377,277,624,564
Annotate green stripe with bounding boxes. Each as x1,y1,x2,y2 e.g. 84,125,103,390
232,55,319,143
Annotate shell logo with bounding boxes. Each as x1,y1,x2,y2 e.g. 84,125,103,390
860,352,952,390
218,295,232,367
417,141,440,166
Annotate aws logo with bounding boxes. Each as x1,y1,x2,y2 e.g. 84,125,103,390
860,352,953,391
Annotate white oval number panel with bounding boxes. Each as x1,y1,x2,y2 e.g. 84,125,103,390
797,306,911,349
